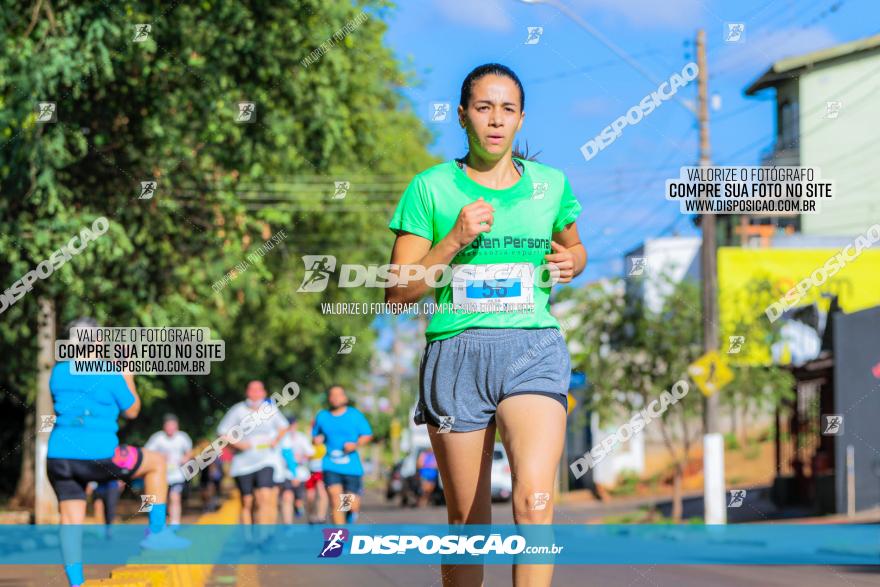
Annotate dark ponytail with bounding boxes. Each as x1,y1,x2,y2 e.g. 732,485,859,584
459,63,539,161
512,140,541,162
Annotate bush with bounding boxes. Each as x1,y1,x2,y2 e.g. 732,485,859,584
724,432,741,450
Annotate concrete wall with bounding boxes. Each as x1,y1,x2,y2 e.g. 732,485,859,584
833,305,880,513
799,49,880,236
624,237,701,313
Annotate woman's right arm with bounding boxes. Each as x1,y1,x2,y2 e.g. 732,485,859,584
121,371,141,419
385,198,495,306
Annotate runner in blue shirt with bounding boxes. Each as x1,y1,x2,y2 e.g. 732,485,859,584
47,318,189,587
312,384,373,524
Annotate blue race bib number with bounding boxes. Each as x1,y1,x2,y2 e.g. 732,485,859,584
466,279,522,299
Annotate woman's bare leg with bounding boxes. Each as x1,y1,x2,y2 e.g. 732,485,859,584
429,422,496,587
240,494,254,525
168,490,182,525
59,500,87,585
281,488,294,524
254,487,277,524
326,484,345,525
316,480,328,521
93,496,105,524
496,395,566,587
131,449,169,507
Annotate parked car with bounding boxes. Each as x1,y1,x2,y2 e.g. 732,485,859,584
386,460,404,501
436,442,512,502
386,446,443,506
490,443,512,501
388,442,513,505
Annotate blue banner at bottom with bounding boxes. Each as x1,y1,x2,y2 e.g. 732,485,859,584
0,524,877,565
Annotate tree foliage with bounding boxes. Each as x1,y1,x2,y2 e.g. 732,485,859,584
0,0,437,497
559,272,794,520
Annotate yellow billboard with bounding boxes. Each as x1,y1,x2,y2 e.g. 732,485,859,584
718,246,880,365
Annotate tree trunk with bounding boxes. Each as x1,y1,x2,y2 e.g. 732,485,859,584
731,403,738,441
9,410,36,509
671,463,684,523
34,297,58,524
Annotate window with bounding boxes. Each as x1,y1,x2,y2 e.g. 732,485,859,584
778,100,800,149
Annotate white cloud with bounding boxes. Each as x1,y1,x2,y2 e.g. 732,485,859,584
432,0,514,32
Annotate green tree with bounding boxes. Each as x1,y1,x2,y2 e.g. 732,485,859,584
0,0,436,505
561,273,792,522
719,277,795,444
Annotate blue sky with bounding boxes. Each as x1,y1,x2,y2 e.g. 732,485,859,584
380,0,876,283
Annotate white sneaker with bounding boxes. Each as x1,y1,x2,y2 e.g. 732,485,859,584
139,528,191,550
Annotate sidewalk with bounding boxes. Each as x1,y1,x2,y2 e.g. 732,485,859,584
561,485,880,525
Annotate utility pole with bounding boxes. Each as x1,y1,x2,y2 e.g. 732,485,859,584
697,29,727,525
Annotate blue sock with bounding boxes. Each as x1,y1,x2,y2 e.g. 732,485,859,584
64,562,84,586
149,503,167,533
347,511,358,524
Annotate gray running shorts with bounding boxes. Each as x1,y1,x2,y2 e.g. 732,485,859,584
415,327,570,433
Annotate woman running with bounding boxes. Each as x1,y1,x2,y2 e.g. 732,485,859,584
305,427,329,524
216,380,289,529
278,414,314,523
386,63,586,587
48,318,189,587
144,413,194,527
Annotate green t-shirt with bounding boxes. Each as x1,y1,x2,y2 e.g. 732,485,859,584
388,158,582,342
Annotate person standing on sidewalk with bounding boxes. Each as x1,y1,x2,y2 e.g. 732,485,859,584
312,385,373,524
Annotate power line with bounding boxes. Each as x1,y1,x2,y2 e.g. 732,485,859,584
525,48,670,85
584,126,696,241
712,0,848,76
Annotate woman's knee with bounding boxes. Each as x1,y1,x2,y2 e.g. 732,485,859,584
141,449,166,472
512,489,554,523
446,501,491,525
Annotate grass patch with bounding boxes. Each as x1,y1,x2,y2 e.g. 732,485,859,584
724,432,741,450
609,470,641,497
743,443,761,460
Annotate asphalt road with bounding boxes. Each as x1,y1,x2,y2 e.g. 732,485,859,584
239,489,880,587
2,489,876,587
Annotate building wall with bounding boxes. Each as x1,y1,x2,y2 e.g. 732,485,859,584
591,410,646,486
832,305,880,513
799,49,880,236
774,78,800,160
624,237,701,313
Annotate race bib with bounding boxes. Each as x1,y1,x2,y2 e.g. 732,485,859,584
249,434,272,451
451,263,535,312
329,449,351,465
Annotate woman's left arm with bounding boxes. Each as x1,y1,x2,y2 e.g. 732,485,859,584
546,222,587,283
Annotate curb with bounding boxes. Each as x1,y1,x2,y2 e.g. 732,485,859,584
83,497,240,587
